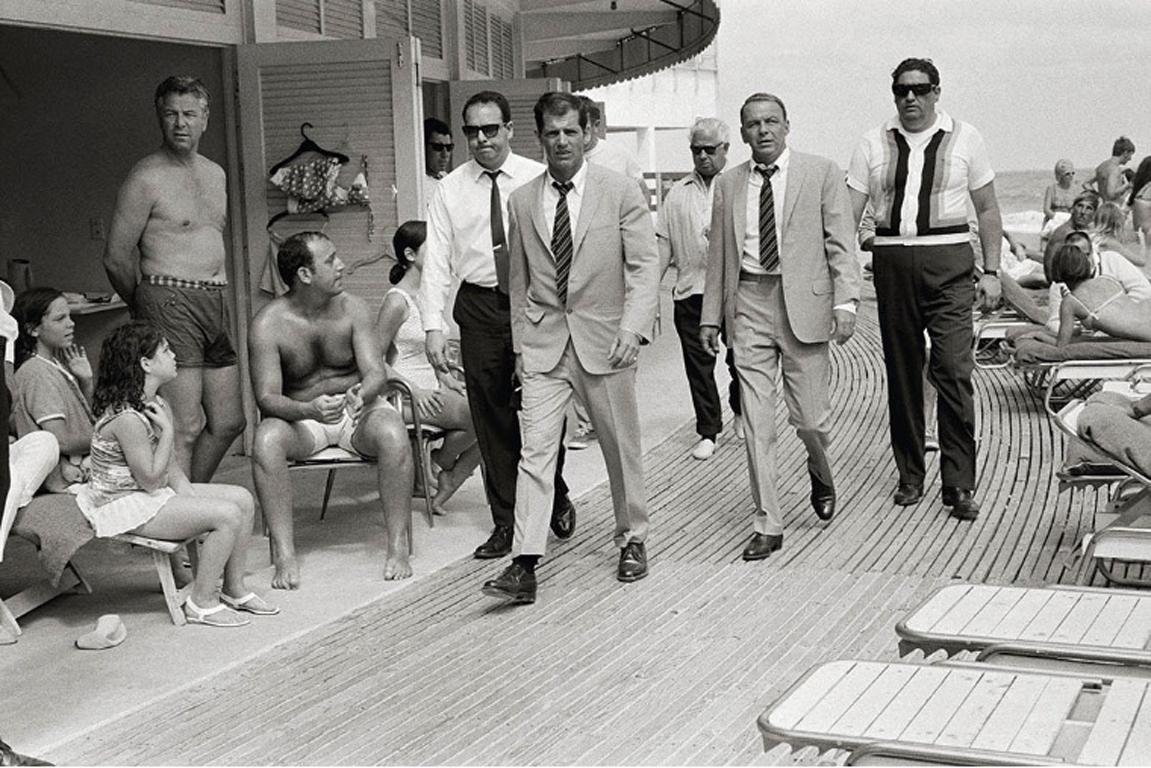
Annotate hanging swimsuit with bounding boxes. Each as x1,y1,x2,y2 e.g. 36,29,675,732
1067,275,1126,330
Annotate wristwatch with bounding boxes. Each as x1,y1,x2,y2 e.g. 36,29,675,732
983,269,999,277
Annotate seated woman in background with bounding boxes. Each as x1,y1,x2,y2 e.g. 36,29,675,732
1042,159,1077,229
1129,156,1151,245
1094,201,1145,267
78,321,276,626
10,288,97,492
375,220,480,513
1049,242,1151,345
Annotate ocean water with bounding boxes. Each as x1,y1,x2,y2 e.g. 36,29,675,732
996,169,1050,217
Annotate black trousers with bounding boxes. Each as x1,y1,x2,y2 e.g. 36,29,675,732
453,283,568,529
672,293,741,439
872,243,976,490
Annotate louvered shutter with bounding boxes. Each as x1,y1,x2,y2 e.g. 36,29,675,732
237,38,421,312
410,0,443,59
448,78,567,162
276,0,321,34
323,0,364,38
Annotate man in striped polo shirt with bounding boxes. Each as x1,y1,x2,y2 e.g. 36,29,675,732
847,58,1004,521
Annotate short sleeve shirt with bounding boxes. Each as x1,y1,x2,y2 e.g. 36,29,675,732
847,111,994,247
12,356,96,449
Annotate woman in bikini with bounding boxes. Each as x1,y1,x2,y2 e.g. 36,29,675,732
1049,242,1151,346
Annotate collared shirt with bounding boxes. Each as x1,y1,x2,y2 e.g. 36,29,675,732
656,170,716,299
847,111,994,247
585,138,643,182
420,153,545,331
1044,248,1151,333
541,161,589,240
741,147,791,275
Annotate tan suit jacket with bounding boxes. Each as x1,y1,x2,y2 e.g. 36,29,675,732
508,162,659,375
701,153,860,342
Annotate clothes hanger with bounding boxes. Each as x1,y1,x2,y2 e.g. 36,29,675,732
268,123,350,175
266,209,330,232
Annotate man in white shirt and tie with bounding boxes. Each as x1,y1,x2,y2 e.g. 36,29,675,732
421,91,576,560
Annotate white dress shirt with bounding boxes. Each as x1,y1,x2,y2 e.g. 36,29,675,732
741,148,790,275
420,152,546,331
541,161,589,240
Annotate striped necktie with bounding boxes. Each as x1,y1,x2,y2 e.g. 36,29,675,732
757,164,779,272
552,180,574,304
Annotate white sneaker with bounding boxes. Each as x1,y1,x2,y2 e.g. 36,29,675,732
691,438,717,460
733,415,745,440
568,422,596,450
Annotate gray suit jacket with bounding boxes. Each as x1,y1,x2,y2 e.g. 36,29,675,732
507,162,660,375
701,153,861,344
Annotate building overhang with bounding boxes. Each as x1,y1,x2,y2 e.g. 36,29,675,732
522,0,719,90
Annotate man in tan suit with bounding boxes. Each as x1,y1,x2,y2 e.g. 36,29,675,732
701,93,861,561
481,92,660,604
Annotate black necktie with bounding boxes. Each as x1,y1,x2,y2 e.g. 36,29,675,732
485,170,509,293
552,180,574,304
757,164,779,272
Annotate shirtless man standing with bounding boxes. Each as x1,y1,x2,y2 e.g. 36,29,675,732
104,76,245,483
1094,136,1135,205
249,232,413,587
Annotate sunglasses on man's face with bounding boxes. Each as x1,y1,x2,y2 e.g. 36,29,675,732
462,123,504,139
428,141,453,152
892,82,935,98
690,144,724,156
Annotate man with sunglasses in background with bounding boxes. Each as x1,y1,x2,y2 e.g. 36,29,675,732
847,58,1004,521
424,117,454,197
421,91,576,561
657,117,743,461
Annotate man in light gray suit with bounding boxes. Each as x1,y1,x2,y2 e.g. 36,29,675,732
482,92,660,604
701,93,861,561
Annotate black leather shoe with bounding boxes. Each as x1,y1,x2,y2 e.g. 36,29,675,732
810,475,836,522
481,562,537,603
617,542,648,582
893,482,924,506
942,487,980,521
474,525,513,559
550,495,577,540
742,532,783,561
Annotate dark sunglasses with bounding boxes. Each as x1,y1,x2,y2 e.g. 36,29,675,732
690,144,724,156
892,82,936,98
462,123,504,139
428,141,453,152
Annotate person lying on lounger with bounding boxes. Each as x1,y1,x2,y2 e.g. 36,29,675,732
1048,242,1151,345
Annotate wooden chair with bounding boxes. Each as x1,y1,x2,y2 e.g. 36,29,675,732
110,533,200,626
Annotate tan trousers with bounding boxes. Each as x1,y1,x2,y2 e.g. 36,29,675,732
732,274,833,536
514,341,648,556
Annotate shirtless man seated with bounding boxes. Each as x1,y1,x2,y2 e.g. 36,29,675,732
249,232,414,588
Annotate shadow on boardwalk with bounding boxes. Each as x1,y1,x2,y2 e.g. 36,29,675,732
49,299,1144,765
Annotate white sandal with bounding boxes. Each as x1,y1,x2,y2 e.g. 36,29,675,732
184,597,250,627
221,592,280,616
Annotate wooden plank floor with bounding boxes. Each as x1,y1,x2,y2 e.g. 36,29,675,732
50,295,1150,765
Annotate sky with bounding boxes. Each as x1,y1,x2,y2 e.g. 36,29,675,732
715,0,1151,172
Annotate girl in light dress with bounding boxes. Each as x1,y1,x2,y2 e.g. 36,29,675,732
10,288,97,492
376,220,480,513
78,321,277,627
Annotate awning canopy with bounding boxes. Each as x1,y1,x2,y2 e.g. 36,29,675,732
521,0,719,90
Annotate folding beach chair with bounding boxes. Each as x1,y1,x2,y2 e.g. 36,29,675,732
896,583,1151,678
758,658,1151,765
1048,364,1151,585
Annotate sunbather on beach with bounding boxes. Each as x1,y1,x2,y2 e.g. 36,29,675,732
77,321,277,627
1094,201,1145,267
1048,242,1151,345
1077,388,1151,478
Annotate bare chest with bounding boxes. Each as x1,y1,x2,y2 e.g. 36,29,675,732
149,166,227,232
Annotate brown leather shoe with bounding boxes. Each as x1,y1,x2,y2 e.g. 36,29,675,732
474,525,513,559
742,532,783,561
481,562,537,604
942,486,980,521
550,495,577,540
617,541,648,582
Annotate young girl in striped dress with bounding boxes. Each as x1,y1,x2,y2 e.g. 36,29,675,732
78,321,277,627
